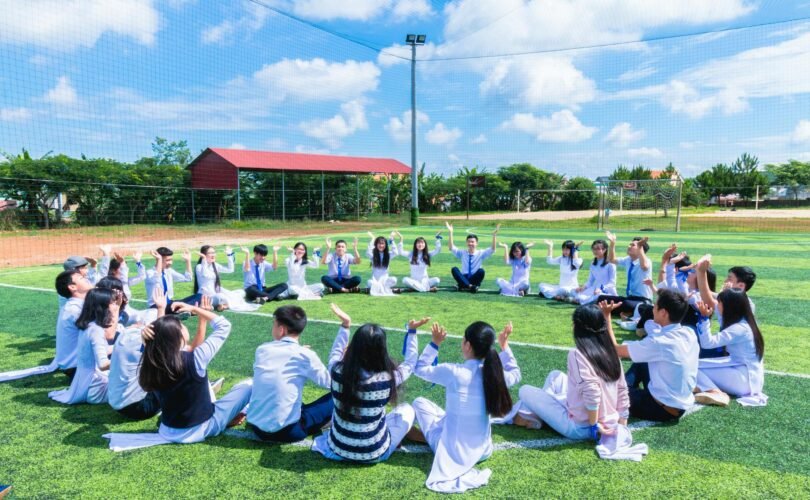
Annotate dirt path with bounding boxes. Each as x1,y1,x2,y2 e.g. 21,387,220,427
425,208,810,221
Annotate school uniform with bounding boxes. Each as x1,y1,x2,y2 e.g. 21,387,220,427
412,342,521,494
518,349,629,440
623,322,699,421
156,317,253,444
496,256,531,297
145,265,194,311
399,240,441,292
574,259,617,304
55,297,84,377
278,255,325,300
243,259,288,302
311,331,418,463
247,326,349,443
49,322,113,404
320,253,361,291
696,318,767,405
366,240,399,296
449,246,494,289
108,326,161,420
99,256,146,300
599,256,654,315
538,255,583,299
195,254,239,308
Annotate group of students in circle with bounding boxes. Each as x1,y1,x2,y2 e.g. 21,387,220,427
0,226,767,493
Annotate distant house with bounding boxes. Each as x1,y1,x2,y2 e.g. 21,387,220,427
0,199,17,211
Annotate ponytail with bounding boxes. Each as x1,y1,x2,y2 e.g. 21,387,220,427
464,321,513,417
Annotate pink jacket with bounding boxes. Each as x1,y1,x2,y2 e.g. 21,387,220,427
566,349,630,426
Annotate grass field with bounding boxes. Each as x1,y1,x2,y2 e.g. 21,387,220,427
1,224,809,498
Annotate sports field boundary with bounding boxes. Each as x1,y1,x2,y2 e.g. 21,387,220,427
1,282,807,380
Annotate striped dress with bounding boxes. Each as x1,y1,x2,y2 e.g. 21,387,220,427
327,365,395,462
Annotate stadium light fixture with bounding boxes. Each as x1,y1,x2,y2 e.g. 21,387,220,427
405,34,427,225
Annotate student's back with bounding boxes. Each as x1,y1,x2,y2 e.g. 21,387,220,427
156,350,214,429
108,328,149,410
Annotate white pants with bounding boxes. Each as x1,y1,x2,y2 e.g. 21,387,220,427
159,379,253,444
518,371,591,441
403,276,440,292
412,397,494,461
496,278,530,297
538,284,576,300
311,403,415,462
278,283,325,300
368,276,397,296
696,362,750,396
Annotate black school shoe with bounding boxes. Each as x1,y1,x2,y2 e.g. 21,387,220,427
469,285,478,294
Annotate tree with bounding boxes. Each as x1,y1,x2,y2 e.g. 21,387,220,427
609,164,652,180
151,137,192,167
765,160,810,200
731,153,767,199
497,163,564,210
558,177,597,210
694,163,736,199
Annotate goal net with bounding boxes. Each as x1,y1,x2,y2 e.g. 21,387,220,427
598,178,683,232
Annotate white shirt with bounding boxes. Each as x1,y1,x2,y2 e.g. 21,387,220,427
52,322,111,404
547,255,583,289
243,259,276,289
145,266,192,305
55,297,84,370
195,255,235,296
99,257,146,299
367,240,399,280
697,318,764,398
398,240,441,281
508,256,531,285
581,259,617,295
247,327,349,433
324,253,356,278
108,326,148,410
414,343,521,492
285,255,319,288
617,256,653,299
625,322,699,409
449,246,494,275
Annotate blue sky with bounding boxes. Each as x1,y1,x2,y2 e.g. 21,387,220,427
1,0,810,178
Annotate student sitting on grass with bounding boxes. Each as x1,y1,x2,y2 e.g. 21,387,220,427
538,239,583,300
446,221,500,293
602,290,699,422
58,255,99,307
55,269,94,381
247,305,346,443
366,232,399,296
408,320,520,494
242,244,288,304
572,239,617,305
311,305,429,463
496,241,534,297
49,287,123,405
399,234,442,293
144,247,195,313
696,255,757,318
693,289,767,407
278,242,325,300
320,238,362,293
598,231,654,318
98,245,146,301
511,304,629,441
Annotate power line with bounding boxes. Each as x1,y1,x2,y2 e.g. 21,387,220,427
416,15,810,62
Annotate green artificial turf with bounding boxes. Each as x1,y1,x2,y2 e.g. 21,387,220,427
1,225,809,498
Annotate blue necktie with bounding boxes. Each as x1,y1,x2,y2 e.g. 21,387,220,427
468,253,473,277
161,271,168,296
337,257,343,280
626,262,635,296
254,263,263,290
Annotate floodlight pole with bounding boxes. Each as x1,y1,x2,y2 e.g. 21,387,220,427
407,34,426,226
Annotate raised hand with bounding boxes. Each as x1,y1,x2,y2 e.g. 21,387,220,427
99,244,112,256
407,317,431,330
543,239,554,247
697,254,712,272
353,237,359,249
430,322,447,346
445,221,453,231
86,257,97,268
241,246,250,254
605,231,617,244
199,295,213,312
493,223,501,234
696,301,713,318
367,231,375,239
141,324,155,342
150,249,161,260
225,246,232,255
498,321,513,351
525,242,535,249
113,252,125,263
171,301,196,314
152,286,167,311
182,249,192,262
325,238,332,249
597,300,623,317
663,243,677,260
272,245,281,253
133,250,143,262
499,242,509,248
330,303,351,328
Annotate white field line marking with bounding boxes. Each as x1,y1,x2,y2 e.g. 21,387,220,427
0,266,61,276
0,282,807,380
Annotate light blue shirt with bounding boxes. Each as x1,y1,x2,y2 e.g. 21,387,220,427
108,327,148,410
618,256,653,299
55,297,84,370
450,246,494,275
145,266,192,305
243,260,276,289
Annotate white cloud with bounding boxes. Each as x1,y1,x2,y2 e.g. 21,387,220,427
0,0,159,51
300,100,368,149
679,141,699,149
295,144,331,155
0,107,32,122
425,123,462,146
392,0,433,20
265,138,287,150
43,76,78,106
201,1,269,44
500,109,596,143
605,122,645,147
377,42,438,67
292,0,392,21
628,147,664,159
615,65,657,83
793,120,810,143
384,110,429,142
253,58,380,102
228,143,247,150
471,134,487,144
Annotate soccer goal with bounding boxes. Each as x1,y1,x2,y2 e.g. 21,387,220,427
597,178,683,232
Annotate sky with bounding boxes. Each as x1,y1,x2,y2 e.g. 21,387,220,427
1,0,810,179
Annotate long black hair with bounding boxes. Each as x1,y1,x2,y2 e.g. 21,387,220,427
591,239,608,267
193,244,220,294
562,240,579,271
717,289,764,360
572,305,622,382
107,257,123,277
509,241,527,265
76,287,118,331
411,237,431,266
465,321,512,417
371,236,390,269
139,315,187,392
334,323,399,415
96,276,129,309
293,241,309,265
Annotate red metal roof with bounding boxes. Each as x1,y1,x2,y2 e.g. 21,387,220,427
189,148,411,175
